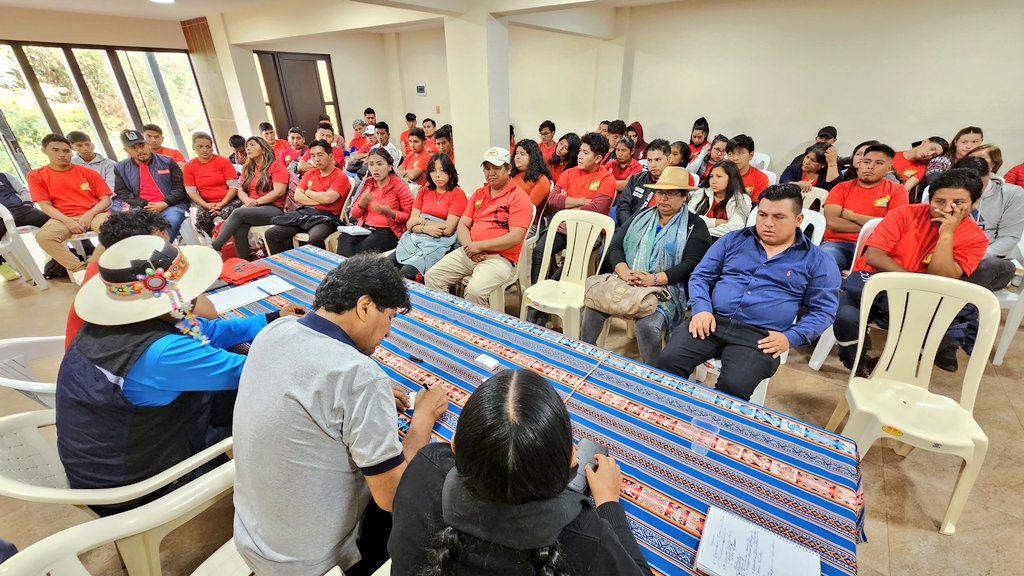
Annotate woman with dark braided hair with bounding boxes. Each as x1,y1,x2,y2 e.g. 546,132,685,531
388,369,653,576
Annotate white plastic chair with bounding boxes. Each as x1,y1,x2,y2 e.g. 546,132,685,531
0,409,234,576
802,187,830,211
0,336,64,408
808,218,883,371
520,211,614,338
825,273,1000,535
751,152,771,171
744,207,826,245
0,204,48,290
991,235,1024,365
763,169,778,186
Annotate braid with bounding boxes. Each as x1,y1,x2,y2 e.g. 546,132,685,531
419,525,464,576
530,543,572,576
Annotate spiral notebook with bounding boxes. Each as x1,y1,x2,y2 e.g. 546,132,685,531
695,506,820,576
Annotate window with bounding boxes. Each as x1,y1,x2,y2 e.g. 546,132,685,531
0,41,212,176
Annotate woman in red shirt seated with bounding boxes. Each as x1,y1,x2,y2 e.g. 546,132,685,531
338,148,413,257
183,132,242,236
389,152,467,280
265,139,351,254
547,133,580,184
511,139,553,219
211,137,289,259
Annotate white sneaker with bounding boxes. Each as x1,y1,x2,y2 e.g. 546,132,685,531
70,269,87,286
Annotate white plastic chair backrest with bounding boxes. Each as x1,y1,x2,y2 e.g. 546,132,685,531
537,211,614,287
0,409,68,489
513,204,539,269
0,461,235,576
745,208,825,245
407,182,420,200
751,152,771,171
802,187,829,211
763,170,778,186
920,185,930,203
0,336,64,408
850,218,882,271
0,204,16,248
855,273,1000,413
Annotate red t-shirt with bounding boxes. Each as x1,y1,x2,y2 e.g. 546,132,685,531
137,161,164,203
556,166,617,203
300,147,346,166
65,260,101,349
742,166,770,201
852,204,989,275
348,135,368,153
184,156,237,203
270,139,290,159
400,129,412,156
892,151,927,184
28,164,112,216
278,146,306,166
152,146,185,163
604,158,643,182
414,186,468,220
823,179,909,243
1005,163,1024,187
464,183,533,263
402,151,431,186
688,142,703,158
243,160,290,208
298,166,351,215
423,137,438,154
539,141,557,162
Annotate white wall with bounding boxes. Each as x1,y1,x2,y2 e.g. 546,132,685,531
626,0,1024,173
0,7,185,49
508,26,602,139
394,27,451,127
246,32,391,140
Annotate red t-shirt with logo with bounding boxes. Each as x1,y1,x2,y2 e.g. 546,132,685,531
464,183,533,263
852,204,988,275
300,147,346,166
415,186,468,221
184,155,238,203
28,164,112,216
244,160,290,208
743,166,770,201
402,151,432,186
539,141,557,162
137,161,164,203
278,146,306,166
892,151,927,184
823,179,909,243
556,166,617,203
298,166,351,215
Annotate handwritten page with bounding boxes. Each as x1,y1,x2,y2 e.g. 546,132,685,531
695,507,820,576
207,275,295,313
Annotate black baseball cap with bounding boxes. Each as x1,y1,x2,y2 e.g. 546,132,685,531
120,129,145,146
817,126,838,140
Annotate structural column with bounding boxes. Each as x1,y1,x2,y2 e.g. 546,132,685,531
443,7,509,191
206,13,266,139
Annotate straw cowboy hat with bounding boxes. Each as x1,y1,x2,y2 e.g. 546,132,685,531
644,166,697,191
75,236,222,326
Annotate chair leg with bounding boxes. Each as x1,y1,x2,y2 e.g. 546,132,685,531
894,442,915,457
825,395,849,432
940,438,988,535
993,297,1024,366
519,297,530,320
692,363,708,383
562,307,581,339
749,378,769,406
839,410,879,460
491,287,505,314
115,533,162,576
808,326,836,371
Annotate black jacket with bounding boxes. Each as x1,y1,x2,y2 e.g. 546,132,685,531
388,443,653,576
614,170,656,227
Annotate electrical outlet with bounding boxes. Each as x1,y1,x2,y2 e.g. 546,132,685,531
435,105,441,114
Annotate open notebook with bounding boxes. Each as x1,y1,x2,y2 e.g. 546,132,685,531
695,507,820,576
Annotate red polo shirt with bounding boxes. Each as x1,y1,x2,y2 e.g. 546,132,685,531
464,182,533,263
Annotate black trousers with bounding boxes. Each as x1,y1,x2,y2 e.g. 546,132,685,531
530,229,568,284
337,227,398,257
345,500,392,576
387,252,421,280
265,222,337,254
656,314,781,401
0,203,50,264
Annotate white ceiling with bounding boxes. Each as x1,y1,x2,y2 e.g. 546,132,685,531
0,0,680,22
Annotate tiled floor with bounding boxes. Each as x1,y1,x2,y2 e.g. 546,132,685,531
1,272,1022,575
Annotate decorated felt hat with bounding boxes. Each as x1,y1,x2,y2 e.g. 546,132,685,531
75,236,222,326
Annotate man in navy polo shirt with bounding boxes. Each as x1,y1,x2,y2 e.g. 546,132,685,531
657,184,841,400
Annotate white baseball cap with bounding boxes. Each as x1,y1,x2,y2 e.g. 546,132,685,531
481,147,511,167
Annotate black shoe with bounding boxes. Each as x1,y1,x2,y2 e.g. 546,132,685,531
855,356,878,378
934,344,959,372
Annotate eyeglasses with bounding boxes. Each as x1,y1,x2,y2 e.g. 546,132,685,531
653,189,683,197
539,131,553,137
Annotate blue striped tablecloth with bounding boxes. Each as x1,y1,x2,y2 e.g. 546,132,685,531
216,246,864,576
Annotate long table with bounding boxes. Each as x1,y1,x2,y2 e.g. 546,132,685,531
217,246,864,576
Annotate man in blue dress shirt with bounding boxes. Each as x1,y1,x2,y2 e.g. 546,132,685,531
657,184,841,400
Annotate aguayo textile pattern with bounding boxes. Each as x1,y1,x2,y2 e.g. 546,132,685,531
216,245,865,576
